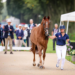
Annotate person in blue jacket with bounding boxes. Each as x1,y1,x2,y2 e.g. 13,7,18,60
49,25,70,70
0,23,3,46
4,19,14,54
16,24,24,47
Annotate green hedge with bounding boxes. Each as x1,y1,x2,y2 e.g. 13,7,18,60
68,33,75,40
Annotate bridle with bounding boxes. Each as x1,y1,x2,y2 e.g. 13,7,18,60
43,22,50,36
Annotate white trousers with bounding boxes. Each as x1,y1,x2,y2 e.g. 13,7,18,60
56,45,67,59
16,40,23,47
56,45,67,68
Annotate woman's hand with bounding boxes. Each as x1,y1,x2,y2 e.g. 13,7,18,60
49,35,56,39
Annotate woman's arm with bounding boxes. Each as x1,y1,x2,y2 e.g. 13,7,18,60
66,39,70,44
49,35,56,39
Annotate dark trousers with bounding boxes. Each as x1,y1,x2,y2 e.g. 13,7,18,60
2,38,5,46
0,38,2,43
27,37,29,47
53,38,57,50
12,39,15,46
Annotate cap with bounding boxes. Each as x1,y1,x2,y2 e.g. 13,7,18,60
24,24,28,28
19,24,22,26
60,25,65,29
7,19,11,22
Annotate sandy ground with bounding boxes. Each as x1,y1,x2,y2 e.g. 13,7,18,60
0,51,75,75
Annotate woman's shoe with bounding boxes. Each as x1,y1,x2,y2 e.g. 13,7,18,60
61,67,63,70
56,64,59,68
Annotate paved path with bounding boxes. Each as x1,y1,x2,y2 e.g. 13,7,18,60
0,51,75,75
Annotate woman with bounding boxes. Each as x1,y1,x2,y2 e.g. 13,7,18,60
0,23,3,46
23,25,28,44
49,25,70,70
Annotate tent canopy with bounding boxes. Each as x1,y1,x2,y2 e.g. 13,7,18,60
61,11,75,22
60,11,75,34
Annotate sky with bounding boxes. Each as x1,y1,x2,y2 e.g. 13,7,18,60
2,0,6,3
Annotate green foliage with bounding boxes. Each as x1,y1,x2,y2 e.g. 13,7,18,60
0,0,3,14
6,0,43,23
69,33,75,40
70,50,75,56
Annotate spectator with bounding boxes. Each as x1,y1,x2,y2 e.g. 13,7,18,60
2,25,5,46
21,26,27,47
15,25,19,32
11,23,15,46
0,23,3,46
4,19,14,54
15,25,19,46
35,23,37,27
28,19,36,47
25,24,30,47
23,25,28,44
16,24,24,47
52,23,59,50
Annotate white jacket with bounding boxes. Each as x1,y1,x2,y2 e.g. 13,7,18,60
23,30,28,39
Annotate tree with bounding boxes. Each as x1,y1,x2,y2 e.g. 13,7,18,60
0,0,3,14
6,0,75,33
0,0,3,22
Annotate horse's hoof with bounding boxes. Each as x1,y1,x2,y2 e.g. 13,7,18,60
37,64,40,67
39,66,45,69
33,63,36,66
39,66,43,69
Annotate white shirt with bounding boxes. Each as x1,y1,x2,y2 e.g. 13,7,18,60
30,23,34,33
16,28,19,30
23,30,28,39
19,29,21,33
8,25,10,35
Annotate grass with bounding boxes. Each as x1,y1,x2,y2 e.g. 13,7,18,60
66,56,75,64
46,39,56,53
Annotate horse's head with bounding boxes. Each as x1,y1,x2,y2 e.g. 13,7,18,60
42,16,50,36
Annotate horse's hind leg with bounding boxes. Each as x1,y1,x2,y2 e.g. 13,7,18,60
32,43,36,66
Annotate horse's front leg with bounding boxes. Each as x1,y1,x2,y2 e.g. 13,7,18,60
42,48,46,68
37,45,44,69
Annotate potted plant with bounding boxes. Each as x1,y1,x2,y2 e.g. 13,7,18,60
66,44,73,55
70,50,75,61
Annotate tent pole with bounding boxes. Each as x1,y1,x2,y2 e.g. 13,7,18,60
59,16,61,32
66,20,69,34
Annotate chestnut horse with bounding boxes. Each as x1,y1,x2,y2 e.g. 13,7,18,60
30,16,50,69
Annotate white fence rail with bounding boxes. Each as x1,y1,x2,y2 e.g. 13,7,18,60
0,46,31,52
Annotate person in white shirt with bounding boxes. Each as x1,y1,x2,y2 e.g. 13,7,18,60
22,25,28,47
29,19,36,47
23,24,28,43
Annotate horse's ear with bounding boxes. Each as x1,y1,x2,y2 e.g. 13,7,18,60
43,16,46,20
48,16,50,19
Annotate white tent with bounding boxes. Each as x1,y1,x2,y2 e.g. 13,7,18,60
60,11,75,34
6,16,20,25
